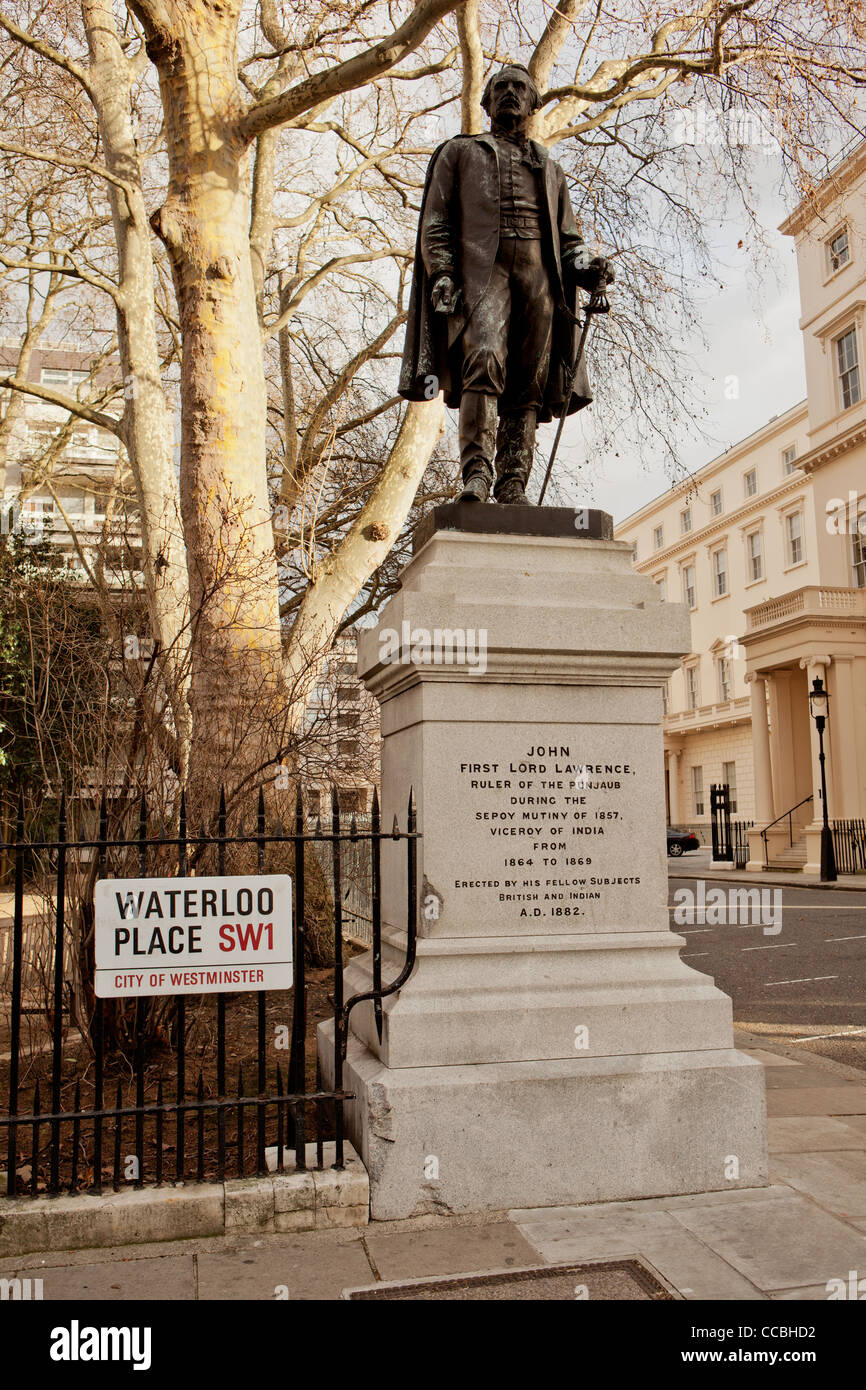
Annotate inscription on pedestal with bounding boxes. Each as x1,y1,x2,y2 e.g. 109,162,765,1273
421,724,665,934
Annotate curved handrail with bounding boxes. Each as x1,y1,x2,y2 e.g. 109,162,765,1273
760,795,813,865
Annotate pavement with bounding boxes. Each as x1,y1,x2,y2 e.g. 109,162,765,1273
669,846,866,891
3,1029,866,1301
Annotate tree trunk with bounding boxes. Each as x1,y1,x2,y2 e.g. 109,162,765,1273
83,0,193,780
132,1,284,785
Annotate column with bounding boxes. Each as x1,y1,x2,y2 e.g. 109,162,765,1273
748,673,775,822
830,656,858,819
667,747,681,825
746,673,774,872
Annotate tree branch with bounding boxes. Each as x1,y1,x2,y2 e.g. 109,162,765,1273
237,0,465,143
0,9,93,94
0,377,124,439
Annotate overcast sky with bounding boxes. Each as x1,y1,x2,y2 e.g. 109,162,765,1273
546,165,809,525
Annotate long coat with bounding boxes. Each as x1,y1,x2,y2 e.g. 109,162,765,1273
398,133,593,423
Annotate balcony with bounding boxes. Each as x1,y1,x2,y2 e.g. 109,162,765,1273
745,586,866,632
664,695,751,734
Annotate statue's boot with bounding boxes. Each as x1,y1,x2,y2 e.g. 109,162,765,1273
457,391,498,503
493,409,536,504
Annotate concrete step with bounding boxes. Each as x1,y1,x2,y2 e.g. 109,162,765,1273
766,839,808,872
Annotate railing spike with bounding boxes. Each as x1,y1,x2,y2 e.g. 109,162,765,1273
392,814,400,840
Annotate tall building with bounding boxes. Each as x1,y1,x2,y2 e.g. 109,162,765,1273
615,142,866,872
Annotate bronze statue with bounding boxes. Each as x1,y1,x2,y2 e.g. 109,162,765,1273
399,63,614,505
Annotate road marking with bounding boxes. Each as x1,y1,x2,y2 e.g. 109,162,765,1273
677,928,713,934
825,934,866,942
682,952,709,958
766,975,838,986
792,1028,866,1043
741,944,791,950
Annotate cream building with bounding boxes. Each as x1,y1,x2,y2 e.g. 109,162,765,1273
1,344,140,585
615,141,866,873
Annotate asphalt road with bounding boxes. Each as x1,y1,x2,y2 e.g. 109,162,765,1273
668,875,866,1071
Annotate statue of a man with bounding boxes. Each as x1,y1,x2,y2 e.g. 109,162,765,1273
399,63,613,504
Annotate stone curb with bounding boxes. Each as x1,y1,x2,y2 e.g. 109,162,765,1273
669,864,866,892
0,1143,367,1258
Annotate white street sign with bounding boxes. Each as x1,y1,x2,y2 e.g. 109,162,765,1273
94,874,293,998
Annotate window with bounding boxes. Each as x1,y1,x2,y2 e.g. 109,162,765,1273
723,761,738,814
744,469,757,498
717,657,732,703
836,328,861,410
712,547,728,598
337,712,360,730
41,368,69,386
686,665,700,710
747,529,764,582
853,520,866,588
782,445,798,474
710,489,723,517
786,511,804,566
655,575,667,602
827,226,850,273
682,563,696,609
653,524,664,549
680,507,692,534
337,739,360,759
692,766,705,817
339,788,366,814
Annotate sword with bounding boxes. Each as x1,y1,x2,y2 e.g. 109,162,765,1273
537,282,610,505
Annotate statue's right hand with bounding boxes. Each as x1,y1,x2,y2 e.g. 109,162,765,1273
431,274,458,314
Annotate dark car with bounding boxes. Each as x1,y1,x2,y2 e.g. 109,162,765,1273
667,827,700,857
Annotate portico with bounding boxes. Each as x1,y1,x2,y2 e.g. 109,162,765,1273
741,586,866,872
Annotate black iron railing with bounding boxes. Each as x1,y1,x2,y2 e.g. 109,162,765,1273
760,796,813,866
1,784,417,1198
832,819,866,875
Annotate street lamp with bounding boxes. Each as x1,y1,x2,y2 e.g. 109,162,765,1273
808,676,837,882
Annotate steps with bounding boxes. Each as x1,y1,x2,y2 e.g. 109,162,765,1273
765,838,808,872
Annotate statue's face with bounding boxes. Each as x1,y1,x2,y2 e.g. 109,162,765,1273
488,72,535,128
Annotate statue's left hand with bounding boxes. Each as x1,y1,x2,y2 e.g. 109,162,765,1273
589,255,615,286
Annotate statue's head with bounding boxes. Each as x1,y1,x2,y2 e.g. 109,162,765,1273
481,64,540,132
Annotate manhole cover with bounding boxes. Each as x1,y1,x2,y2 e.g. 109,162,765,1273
343,1258,678,1300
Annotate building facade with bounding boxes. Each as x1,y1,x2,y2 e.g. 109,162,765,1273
1,344,140,584
615,141,866,872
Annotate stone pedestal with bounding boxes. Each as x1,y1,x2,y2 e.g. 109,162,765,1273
319,507,768,1219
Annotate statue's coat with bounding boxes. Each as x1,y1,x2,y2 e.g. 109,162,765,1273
398,133,593,423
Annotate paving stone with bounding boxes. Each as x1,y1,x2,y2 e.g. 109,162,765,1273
512,1210,765,1300
763,1065,864,1090
740,1049,801,1067
511,1185,792,1222
364,1220,540,1281
196,1232,372,1300
12,1255,196,1301
671,1194,866,1290
769,1284,835,1300
766,1087,866,1118
768,1151,866,1220
769,1117,866,1154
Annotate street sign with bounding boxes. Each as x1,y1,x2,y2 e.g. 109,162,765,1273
93,874,293,998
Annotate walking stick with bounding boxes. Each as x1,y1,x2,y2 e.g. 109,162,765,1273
537,282,610,505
